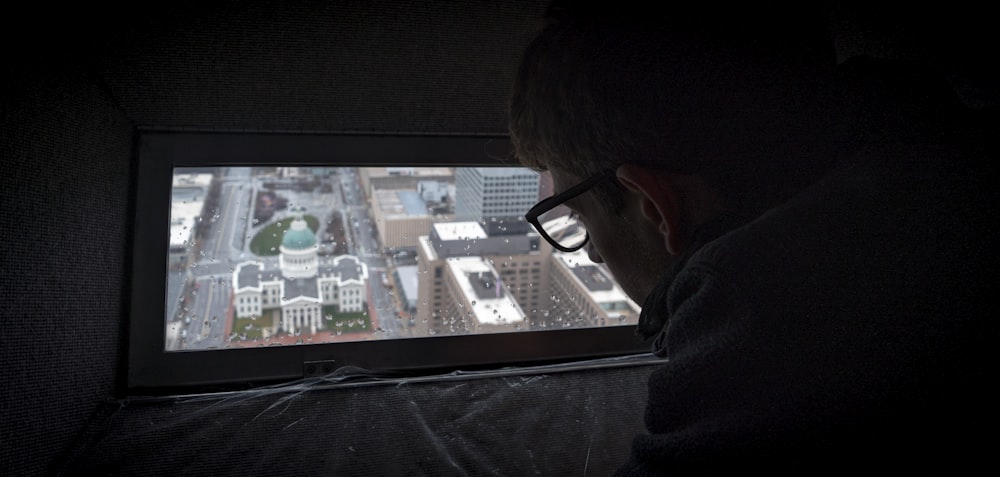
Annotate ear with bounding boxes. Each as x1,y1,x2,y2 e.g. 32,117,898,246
615,164,684,255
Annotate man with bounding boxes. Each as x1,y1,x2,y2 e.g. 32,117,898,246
513,2,994,474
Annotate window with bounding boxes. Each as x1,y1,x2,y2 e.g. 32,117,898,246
127,131,648,394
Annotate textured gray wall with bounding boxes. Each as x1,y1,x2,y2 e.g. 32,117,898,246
3,1,996,475
0,1,558,475
96,0,549,133
1,69,133,475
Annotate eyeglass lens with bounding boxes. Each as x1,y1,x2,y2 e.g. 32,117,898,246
535,204,587,250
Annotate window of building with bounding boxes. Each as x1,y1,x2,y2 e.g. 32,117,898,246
127,131,648,394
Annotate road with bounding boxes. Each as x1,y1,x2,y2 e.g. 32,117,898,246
168,166,405,351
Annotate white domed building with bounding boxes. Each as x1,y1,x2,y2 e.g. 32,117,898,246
232,212,368,335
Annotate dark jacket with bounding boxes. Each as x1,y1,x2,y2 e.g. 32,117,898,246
615,144,996,475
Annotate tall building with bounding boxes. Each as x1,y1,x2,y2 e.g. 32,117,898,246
548,249,640,328
369,189,435,251
416,221,550,333
169,172,214,269
454,167,539,235
415,219,639,335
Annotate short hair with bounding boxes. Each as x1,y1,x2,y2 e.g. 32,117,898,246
509,2,849,213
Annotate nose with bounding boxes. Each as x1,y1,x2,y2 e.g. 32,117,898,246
586,240,603,263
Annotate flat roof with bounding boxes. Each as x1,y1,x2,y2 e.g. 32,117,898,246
555,251,639,313
370,167,453,177
398,190,427,216
470,167,538,178
325,255,366,282
445,257,524,325
169,201,204,247
395,265,419,306
172,172,213,189
433,221,488,241
236,262,263,289
283,277,320,300
374,189,429,218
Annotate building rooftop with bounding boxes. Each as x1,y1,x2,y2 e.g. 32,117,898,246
172,172,213,189
395,265,419,308
570,265,615,292
555,251,639,314
325,255,365,282
470,167,538,178
169,197,206,247
283,277,320,301
433,221,488,241
370,167,453,178
282,217,317,249
398,190,427,216
374,189,430,218
234,256,366,301
445,257,524,326
235,262,264,290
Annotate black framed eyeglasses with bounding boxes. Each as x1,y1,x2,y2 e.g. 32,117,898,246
525,169,617,252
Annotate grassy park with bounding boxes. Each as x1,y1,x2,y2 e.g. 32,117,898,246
228,305,370,343
323,305,371,333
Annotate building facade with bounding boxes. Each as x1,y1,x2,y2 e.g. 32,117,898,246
233,213,368,336
416,221,551,332
415,220,638,335
454,167,540,226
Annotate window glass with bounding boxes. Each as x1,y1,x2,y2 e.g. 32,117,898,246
165,166,640,351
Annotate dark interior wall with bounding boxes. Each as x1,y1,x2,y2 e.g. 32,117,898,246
1,71,134,475
57,360,655,476
2,1,996,475
1,1,565,475
95,0,549,132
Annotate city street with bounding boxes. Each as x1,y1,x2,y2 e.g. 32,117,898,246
168,166,405,351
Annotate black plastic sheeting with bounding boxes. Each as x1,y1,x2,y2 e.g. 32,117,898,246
58,354,662,476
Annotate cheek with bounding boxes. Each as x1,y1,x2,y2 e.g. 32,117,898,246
587,227,628,270
587,222,662,303
600,252,647,303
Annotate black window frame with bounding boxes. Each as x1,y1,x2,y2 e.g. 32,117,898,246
125,130,649,396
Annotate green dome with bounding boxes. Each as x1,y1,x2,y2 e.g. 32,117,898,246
282,218,316,249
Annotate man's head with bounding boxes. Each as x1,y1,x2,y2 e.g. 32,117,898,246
510,2,848,302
